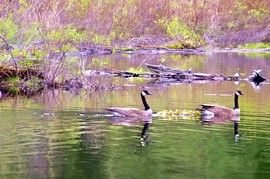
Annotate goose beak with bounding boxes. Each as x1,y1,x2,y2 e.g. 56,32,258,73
236,91,244,95
141,90,152,96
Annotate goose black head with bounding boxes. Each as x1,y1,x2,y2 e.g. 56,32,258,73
235,90,244,96
141,90,152,96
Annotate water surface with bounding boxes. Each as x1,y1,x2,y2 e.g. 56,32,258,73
0,52,270,178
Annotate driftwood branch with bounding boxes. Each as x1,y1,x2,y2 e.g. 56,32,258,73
110,63,240,82
145,63,239,82
110,63,266,87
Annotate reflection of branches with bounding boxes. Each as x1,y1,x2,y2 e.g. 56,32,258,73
42,89,60,110
125,54,154,86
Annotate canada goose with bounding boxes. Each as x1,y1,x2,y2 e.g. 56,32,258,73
197,90,244,117
106,90,152,117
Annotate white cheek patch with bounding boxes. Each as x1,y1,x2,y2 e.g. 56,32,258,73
236,91,240,96
142,91,146,96
233,73,239,77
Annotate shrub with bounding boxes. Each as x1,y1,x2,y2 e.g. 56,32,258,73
0,15,18,43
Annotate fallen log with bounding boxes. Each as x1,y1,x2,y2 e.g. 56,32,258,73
145,63,239,82
111,64,241,83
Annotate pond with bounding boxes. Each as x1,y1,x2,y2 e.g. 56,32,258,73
0,51,270,178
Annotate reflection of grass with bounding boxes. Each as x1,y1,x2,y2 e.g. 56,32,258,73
239,52,270,59
168,55,205,70
126,77,148,84
127,67,148,74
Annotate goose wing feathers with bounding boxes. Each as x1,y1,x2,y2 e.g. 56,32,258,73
200,104,233,116
106,107,151,117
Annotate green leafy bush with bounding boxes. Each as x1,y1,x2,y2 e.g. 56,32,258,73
0,15,18,42
46,27,86,43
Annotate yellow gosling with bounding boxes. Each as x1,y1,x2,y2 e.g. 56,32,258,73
174,109,180,115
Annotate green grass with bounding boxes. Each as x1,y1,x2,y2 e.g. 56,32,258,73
238,42,270,49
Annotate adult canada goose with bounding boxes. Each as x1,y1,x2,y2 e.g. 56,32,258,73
197,90,244,117
106,90,152,117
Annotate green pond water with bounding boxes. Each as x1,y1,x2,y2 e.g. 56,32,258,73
0,52,270,179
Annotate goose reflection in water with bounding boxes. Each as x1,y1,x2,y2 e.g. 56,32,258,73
140,121,151,146
201,115,241,141
249,80,265,90
109,117,152,146
247,69,266,90
234,119,240,142
201,115,240,125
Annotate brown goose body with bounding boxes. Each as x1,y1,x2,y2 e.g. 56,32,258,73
198,91,244,117
106,107,152,117
106,90,152,117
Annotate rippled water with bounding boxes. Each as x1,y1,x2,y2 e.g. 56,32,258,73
0,52,270,178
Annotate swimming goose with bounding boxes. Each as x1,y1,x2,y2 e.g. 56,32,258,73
197,90,244,117
106,90,152,117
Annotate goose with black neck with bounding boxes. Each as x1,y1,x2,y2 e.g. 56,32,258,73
197,90,244,118
106,90,152,117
